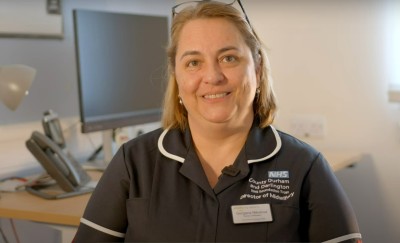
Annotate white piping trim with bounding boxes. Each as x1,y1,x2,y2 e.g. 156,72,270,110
247,125,282,163
158,129,185,163
80,218,125,238
159,126,282,164
322,233,362,243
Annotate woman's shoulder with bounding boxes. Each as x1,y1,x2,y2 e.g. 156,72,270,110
274,127,321,161
123,127,164,150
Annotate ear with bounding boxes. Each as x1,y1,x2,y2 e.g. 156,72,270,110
255,56,262,85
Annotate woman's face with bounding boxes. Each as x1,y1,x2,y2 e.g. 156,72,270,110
174,18,259,128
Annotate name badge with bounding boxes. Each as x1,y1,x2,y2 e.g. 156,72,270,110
231,204,273,224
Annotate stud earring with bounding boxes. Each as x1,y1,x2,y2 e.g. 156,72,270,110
178,96,183,105
256,88,260,98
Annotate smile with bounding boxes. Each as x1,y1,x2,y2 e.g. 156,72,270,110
203,92,229,99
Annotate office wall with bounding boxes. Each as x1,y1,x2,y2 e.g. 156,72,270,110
245,1,400,242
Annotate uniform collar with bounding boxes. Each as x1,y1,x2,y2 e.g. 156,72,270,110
158,122,282,164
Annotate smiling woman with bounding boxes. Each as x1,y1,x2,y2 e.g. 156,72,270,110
174,18,258,129
173,17,259,187
73,1,362,242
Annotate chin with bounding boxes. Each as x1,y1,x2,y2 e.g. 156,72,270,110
203,114,234,124
200,108,237,123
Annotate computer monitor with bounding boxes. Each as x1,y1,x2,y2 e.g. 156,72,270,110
73,9,169,162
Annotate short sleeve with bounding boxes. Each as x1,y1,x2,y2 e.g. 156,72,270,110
73,146,130,242
303,153,362,243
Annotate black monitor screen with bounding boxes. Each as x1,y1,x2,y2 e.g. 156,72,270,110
73,9,168,133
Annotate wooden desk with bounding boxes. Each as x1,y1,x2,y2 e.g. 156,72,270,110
0,171,102,227
0,152,362,227
322,151,363,171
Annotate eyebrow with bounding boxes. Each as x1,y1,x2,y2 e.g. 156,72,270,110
179,50,200,61
179,46,239,61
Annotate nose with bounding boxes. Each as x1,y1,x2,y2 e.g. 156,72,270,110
203,62,225,85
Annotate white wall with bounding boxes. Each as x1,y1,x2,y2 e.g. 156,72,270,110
245,1,400,242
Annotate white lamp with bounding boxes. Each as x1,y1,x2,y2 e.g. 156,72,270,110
0,64,36,111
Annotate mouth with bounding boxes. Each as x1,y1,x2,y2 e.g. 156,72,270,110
203,92,230,99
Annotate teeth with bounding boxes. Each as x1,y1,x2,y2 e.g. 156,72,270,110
204,93,228,99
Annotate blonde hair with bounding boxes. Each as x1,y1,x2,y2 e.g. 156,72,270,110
162,1,277,131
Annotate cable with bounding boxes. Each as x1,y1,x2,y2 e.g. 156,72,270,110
86,132,103,153
0,223,10,243
87,145,103,162
9,219,20,243
56,117,106,162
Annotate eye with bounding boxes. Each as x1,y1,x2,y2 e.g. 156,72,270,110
187,60,200,68
221,55,237,63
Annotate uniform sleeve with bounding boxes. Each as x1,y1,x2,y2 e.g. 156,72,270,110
302,153,362,243
73,146,130,242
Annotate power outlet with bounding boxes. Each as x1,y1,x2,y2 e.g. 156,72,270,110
289,115,326,138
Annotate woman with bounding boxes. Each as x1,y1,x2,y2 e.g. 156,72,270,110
74,1,362,242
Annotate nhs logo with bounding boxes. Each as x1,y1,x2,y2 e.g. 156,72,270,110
268,171,289,179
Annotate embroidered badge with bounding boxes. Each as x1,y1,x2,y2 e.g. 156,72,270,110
239,171,294,201
268,170,289,179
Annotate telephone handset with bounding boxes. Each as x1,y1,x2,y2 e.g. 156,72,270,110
42,109,66,149
25,110,93,199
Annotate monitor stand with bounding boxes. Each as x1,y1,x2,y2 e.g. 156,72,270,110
102,129,114,165
83,129,117,171
99,122,161,166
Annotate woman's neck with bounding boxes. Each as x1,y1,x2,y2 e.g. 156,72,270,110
188,112,254,143
188,115,254,188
